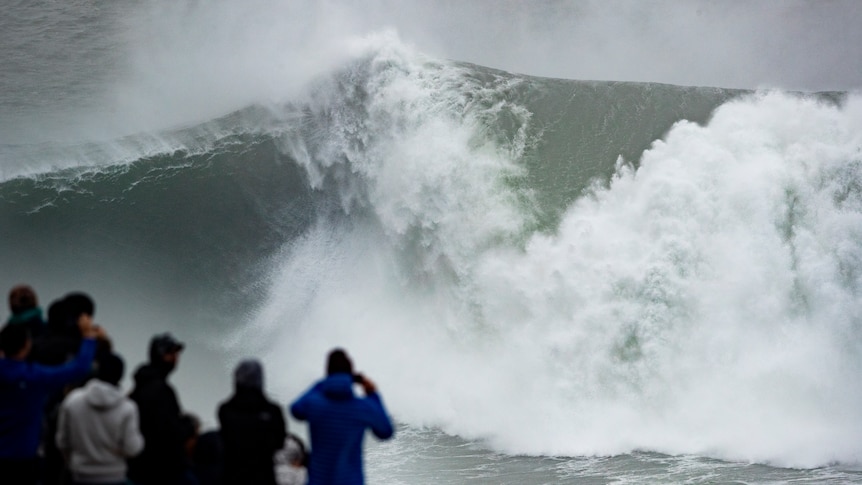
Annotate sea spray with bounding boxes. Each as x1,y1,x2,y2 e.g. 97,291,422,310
260,82,862,467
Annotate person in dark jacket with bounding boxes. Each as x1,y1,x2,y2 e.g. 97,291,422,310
290,348,394,485
191,429,223,485
0,318,103,485
32,292,110,485
218,359,287,485
127,333,188,485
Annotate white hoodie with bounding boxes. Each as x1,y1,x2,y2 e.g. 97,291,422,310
56,379,145,483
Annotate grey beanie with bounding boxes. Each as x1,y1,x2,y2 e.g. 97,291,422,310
234,359,264,391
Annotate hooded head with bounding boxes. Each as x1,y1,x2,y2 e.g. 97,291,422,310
234,359,263,391
96,353,125,387
326,348,353,376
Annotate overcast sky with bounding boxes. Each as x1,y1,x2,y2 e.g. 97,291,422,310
353,0,862,91
5,0,860,143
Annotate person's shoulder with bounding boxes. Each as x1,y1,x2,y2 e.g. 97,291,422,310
61,386,88,407
216,396,234,415
265,394,284,410
119,395,140,414
0,357,24,375
267,399,286,419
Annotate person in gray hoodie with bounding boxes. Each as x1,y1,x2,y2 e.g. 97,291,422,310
56,352,144,485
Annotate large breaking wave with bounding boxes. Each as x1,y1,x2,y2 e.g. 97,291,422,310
2,33,860,468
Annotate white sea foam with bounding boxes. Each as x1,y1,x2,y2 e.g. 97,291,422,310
256,67,862,467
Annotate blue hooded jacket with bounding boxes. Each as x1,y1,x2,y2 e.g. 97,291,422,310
0,338,96,459
290,373,394,485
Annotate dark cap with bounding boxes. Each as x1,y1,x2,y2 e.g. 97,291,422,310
149,332,184,362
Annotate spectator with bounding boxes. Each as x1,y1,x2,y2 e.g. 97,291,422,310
274,434,307,485
127,333,188,485
56,352,144,485
290,348,394,485
31,293,101,366
218,359,286,485
190,429,223,485
33,292,109,485
179,413,202,485
6,285,47,341
0,318,103,485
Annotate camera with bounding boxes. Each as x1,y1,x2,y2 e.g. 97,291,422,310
352,373,364,384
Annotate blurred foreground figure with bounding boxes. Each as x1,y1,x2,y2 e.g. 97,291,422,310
6,285,47,340
127,333,189,485
56,352,144,485
218,359,286,485
290,348,394,485
274,434,307,485
0,317,103,485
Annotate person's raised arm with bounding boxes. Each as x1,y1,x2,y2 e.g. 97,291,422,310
359,375,394,440
33,316,104,389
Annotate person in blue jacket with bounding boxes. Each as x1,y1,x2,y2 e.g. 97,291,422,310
0,316,104,485
290,348,394,485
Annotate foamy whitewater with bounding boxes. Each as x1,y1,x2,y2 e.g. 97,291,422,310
2,1,861,483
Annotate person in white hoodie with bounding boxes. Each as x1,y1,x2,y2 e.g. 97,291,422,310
56,352,144,485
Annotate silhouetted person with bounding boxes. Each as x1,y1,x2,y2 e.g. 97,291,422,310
218,359,286,485
0,318,103,485
56,352,144,485
33,292,109,485
179,412,202,484
127,333,188,485
31,293,99,367
290,348,394,485
191,429,223,485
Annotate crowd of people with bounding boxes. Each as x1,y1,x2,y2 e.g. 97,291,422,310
0,285,394,485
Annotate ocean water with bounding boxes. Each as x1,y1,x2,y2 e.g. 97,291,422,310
2,1,862,483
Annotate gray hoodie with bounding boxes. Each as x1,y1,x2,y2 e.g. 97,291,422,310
56,379,145,483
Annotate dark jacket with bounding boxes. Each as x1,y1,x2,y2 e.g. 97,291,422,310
290,373,394,485
0,338,96,459
218,388,287,485
127,362,186,484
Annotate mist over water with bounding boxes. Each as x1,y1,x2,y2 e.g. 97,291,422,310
252,64,862,467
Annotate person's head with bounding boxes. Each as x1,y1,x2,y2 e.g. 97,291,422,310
46,298,69,331
148,332,184,369
46,296,85,336
64,292,94,321
0,323,31,359
326,348,353,376
8,285,38,315
234,359,264,391
96,352,125,386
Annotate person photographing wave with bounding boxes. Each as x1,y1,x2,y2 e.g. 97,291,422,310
0,310,105,485
290,348,394,485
